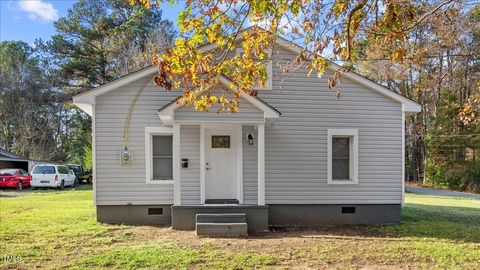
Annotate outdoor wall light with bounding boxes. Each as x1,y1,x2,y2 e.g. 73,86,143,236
247,133,254,145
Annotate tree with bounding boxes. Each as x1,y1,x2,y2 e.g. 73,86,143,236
0,41,69,160
131,0,457,112
357,3,480,190
1,0,175,165
48,0,175,165
51,0,175,90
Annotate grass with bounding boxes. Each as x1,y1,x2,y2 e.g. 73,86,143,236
1,187,479,269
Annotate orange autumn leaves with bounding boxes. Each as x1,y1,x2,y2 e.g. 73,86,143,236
131,0,422,112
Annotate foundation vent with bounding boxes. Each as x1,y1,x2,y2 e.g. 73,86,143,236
341,207,356,214
148,208,163,215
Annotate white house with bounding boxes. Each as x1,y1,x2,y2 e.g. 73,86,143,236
73,34,421,235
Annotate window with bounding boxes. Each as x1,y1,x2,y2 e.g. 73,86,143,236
145,127,175,184
0,169,17,175
32,166,55,174
68,165,82,173
332,138,350,180
328,129,358,184
58,166,69,174
212,135,230,148
19,169,29,176
152,135,173,180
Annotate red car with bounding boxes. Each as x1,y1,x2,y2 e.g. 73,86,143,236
0,169,31,190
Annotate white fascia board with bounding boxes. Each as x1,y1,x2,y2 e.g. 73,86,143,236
157,76,280,125
157,111,174,127
73,103,93,116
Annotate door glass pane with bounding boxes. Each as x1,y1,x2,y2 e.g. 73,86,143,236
152,135,173,180
212,135,230,148
332,137,350,180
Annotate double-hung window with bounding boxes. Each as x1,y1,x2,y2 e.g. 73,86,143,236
145,127,174,183
327,129,358,184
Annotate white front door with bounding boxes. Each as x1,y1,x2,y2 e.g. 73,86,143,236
205,125,239,201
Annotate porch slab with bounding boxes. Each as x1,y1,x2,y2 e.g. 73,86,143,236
172,205,269,233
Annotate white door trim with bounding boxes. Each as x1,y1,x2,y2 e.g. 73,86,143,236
200,124,206,204
173,123,181,205
237,126,244,204
200,124,243,204
257,123,265,205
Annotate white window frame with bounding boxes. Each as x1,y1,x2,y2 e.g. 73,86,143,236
145,127,174,184
327,129,359,185
235,48,272,90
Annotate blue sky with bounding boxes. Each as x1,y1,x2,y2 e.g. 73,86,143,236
0,0,182,45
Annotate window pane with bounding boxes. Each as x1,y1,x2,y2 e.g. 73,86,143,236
212,135,230,148
332,159,350,179
152,135,173,180
33,166,56,174
58,166,68,174
153,136,172,157
153,157,173,179
332,137,350,180
0,169,17,175
333,137,349,158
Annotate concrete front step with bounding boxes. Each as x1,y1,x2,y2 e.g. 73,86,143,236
196,222,248,237
196,213,246,224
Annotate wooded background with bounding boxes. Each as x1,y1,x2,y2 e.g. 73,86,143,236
1,0,478,192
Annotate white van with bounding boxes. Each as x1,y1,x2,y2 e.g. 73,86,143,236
31,164,76,189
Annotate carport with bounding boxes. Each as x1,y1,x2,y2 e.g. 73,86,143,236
0,147,32,172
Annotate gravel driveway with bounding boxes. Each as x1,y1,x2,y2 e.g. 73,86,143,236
406,186,480,199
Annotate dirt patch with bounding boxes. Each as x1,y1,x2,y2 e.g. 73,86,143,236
115,226,439,269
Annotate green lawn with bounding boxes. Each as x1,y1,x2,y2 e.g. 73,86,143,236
1,187,479,269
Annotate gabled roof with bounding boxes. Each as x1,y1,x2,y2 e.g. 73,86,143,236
157,76,281,126
73,28,421,116
0,147,30,162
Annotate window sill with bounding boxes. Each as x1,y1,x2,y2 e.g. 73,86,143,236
146,180,174,185
328,179,358,185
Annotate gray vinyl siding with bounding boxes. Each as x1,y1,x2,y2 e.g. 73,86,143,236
94,45,404,206
242,126,258,204
259,47,403,204
95,80,181,205
180,125,201,205
174,87,264,123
